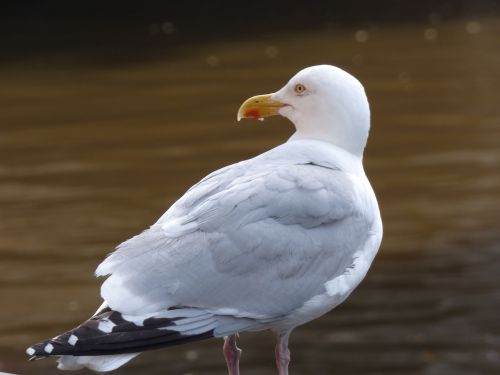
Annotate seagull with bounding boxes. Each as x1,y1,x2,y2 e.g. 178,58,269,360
26,65,382,375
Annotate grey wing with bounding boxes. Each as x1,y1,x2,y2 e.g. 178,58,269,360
96,161,373,324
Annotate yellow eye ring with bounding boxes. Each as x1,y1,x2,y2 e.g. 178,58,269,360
294,84,306,94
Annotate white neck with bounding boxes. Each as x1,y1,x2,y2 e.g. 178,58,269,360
287,111,370,158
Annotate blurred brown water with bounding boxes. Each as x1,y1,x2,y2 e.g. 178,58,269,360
1,17,500,375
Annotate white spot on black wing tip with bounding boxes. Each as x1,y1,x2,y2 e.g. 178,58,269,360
26,347,35,356
97,319,116,333
44,343,54,354
68,334,78,346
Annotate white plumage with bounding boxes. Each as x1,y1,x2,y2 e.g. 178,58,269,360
27,65,382,375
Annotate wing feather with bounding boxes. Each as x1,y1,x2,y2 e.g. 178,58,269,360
97,149,373,323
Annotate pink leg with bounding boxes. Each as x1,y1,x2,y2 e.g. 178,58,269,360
223,334,242,375
275,330,292,375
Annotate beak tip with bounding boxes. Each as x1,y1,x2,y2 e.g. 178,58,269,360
236,93,280,123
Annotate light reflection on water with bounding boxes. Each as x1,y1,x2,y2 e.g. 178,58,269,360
1,17,499,375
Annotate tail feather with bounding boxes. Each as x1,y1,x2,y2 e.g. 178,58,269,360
57,353,140,372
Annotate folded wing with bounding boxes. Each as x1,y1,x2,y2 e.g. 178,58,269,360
96,158,373,328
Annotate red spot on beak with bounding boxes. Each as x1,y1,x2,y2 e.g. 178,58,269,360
244,109,261,121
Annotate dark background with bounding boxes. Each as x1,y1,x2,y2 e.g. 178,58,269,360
2,0,499,64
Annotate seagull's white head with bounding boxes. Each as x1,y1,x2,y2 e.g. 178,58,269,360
237,65,370,157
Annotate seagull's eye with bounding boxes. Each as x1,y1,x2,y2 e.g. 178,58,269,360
294,84,306,94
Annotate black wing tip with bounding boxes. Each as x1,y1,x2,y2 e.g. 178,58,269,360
26,341,56,357
26,344,48,359
25,308,216,358
26,329,216,358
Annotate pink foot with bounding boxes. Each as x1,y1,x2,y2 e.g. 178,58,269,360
275,330,292,375
223,334,242,375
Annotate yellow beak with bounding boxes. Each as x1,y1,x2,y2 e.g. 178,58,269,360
237,94,286,121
